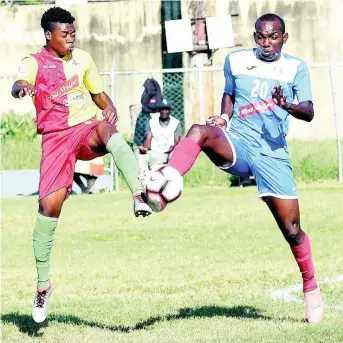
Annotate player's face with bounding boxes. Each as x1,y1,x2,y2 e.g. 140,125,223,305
160,108,171,120
46,23,76,57
254,20,288,62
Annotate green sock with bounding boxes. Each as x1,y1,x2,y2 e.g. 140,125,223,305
33,213,58,289
106,133,144,195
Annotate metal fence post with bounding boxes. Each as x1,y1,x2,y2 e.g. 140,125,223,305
197,61,205,124
110,55,120,191
327,50,343,182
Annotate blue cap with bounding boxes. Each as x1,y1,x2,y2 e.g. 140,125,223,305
158,98,172,110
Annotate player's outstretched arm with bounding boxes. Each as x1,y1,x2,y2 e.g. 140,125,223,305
284,101,314,122
90,92,118,125
271,85,314,122
11,80,36,99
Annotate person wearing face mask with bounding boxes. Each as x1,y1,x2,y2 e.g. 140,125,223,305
153,13,324,324
137,98,182,186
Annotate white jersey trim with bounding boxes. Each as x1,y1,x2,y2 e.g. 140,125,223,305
229,50,301,83
218,127,237,170
258,192,298,200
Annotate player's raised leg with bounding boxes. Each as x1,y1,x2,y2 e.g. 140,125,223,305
32,188,67,323
87,122,152,217
264,196,324,324
167,124,234,175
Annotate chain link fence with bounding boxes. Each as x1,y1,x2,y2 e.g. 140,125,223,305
1,62,343,191
109,63,343,188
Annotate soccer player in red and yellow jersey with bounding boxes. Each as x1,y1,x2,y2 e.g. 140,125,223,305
11,7,152,323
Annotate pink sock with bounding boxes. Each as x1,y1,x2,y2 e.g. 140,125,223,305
168,137,201,175
291,232,318,293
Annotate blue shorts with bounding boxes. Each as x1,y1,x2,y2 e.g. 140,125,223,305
221,130,298,199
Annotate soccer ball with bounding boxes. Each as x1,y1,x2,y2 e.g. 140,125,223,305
145,166,183,212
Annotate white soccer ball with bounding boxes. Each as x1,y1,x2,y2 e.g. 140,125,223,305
145,166,183,212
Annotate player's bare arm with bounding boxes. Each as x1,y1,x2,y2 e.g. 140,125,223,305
11,80,36,99
90,92,118,124
271,85,314,122
221,92,235,119
206,93,235,128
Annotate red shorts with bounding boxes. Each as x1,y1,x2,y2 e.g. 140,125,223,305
39,120,105,200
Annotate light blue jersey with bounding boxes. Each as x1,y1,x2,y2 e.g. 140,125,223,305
224,48,312,159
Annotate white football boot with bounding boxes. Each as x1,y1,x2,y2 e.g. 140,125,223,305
133,193,152,217
304,286,324,324
32,284,54,323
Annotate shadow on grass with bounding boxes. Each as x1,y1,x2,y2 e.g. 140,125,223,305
2,305,290,337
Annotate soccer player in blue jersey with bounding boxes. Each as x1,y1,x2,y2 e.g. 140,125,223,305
163,13,324,323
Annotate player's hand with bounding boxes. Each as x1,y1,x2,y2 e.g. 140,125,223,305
271,85,288,109
206,116,227,128
103,105,118,125
138,146,148,154
18,84,36,99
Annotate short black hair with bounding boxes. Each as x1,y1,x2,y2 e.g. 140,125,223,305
41,7,75,32
255,13,285,35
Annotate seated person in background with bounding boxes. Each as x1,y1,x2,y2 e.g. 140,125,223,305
73,156,105,194
137,98,182,186
133,110,151,156
133,77,163,160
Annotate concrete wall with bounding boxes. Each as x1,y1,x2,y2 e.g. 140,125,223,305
0,1,162,133
1,0,343,139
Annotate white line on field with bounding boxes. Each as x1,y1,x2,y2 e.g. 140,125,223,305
270,274,343,310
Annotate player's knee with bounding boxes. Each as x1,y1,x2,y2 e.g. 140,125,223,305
187,124,206,143
282,221,303,245
96,122,117,144
89,122,117,150
39,200,62,218
98,121,116,133
98,122,118,146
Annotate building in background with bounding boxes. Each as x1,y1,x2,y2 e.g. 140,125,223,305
1,0,342,141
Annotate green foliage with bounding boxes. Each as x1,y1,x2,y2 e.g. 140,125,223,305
288,140,340,181
1,113,341,185
1,138,41,170
1,0,46,6
1,112,37,143
1,114,39,170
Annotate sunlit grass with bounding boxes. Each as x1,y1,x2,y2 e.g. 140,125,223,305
2,183,343,342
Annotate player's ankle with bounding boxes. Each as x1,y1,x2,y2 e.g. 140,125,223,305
303,279,318,293
133,191,144,198
37,281,51,292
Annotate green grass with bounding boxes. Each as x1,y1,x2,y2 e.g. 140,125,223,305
2,182,343,342
1,137,342,186
0,114,341,182
0,138,42,170
288,140,340,181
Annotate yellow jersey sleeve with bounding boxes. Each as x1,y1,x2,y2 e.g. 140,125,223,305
84,53,104,95
17,56,38,85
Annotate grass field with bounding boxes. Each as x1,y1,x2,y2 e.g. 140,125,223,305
1,134,341,184
2,183,343,343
